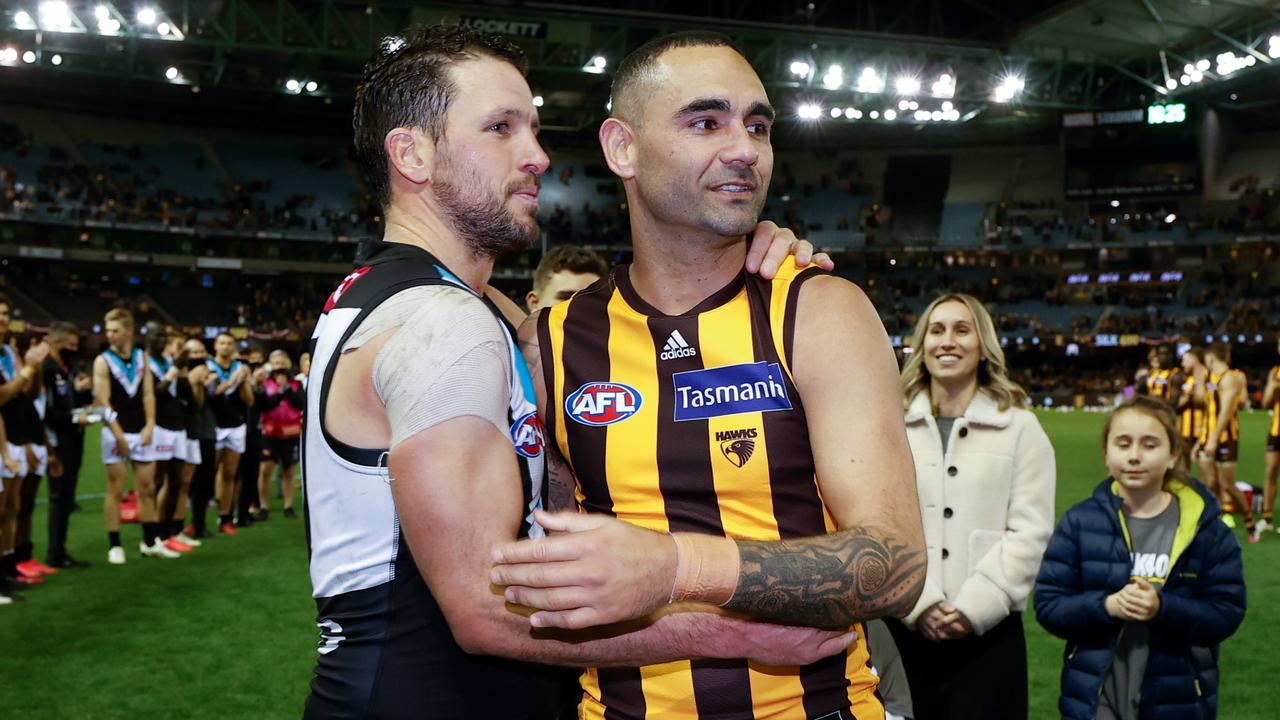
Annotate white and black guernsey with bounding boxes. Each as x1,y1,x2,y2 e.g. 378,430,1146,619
206,357,247,429
148,355,188,433
301,240,556,720
102,348,147,434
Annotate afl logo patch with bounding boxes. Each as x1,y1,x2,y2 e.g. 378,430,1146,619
510,411,545,458
566,382,643,426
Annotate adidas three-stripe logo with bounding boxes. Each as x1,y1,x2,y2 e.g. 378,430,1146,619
660,329,698,360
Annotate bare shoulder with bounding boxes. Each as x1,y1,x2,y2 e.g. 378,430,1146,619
795,274,877,319
518,308,544,349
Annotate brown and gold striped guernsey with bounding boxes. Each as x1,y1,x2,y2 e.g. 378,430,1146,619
1145,368,1174,401
1179,375,1205,441
1202,369,1244,445
539,262,882,720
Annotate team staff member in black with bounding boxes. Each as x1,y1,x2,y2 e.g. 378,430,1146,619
42,322,93,569
236,344,267,527
94,308,164,564
181,338,216,540
207,332,253,535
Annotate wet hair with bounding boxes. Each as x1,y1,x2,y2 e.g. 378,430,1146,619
1101,395,1187,479
532,245,609,294
609,30,742,125
353,23,528,208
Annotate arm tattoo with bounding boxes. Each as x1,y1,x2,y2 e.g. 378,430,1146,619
546,451,578,512
725,526,925,629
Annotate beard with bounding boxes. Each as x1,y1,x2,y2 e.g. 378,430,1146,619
434,150,540,259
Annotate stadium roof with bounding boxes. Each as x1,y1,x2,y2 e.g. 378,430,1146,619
1,1,1276,142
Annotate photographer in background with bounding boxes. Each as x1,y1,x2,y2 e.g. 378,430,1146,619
257,350,304,520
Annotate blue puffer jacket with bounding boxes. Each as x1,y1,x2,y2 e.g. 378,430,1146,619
1034,477,1246,720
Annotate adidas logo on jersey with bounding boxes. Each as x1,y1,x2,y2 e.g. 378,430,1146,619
660,330,697,360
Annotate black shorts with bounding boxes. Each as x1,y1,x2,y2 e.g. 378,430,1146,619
1268,434,1280,453
263,436,300,468
1214,438,1239,463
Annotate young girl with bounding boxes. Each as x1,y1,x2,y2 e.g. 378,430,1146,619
1035,396,1246,720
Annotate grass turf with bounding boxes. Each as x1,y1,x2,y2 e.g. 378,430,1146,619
2,411,1277,718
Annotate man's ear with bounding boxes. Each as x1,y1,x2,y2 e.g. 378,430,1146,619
524,291,540,314
598,118,637,181
384,126,435,188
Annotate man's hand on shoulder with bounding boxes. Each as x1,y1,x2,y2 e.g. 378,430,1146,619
745,220,834,279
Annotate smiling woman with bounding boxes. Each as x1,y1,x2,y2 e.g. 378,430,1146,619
870,292,1057,720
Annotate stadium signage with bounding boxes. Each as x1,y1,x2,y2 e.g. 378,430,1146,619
458,16,548,39
671,362,792,422
1062,108,1145,128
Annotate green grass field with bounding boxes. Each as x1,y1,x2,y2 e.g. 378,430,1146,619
2,411,1277,718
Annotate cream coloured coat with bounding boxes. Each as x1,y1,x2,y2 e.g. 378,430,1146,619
901,389,1056,635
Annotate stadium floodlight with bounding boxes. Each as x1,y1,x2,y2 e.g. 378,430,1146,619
992,73,1025,102
305,80,318,93
869,110,879,119
884,108,897,120
94,5,109,21
1164,213,1177,223
1183,63,1194,74
844,107,857,119
0,48,17,64
14,10,35,28
931,110,943,121
821,64,843,90
22,50,35,63
1110,200,1120,207
895,75,921,96
50,53,62,65
582,55,607,74
285,78,301,93
913,110,930,122
38,1,73,31
1189,70,1203,83
796,103,822,120
137,6,157,26
931,72,955,99
898,99,910,111
1270,36,1280,59
788,60,810,78
1195,58,1210,71
1165,78,1178,90
165,66,179,80
98,17,120,33
1179,74,1191,86
531,95,544,107
941,100,953,112
855,67,885,94
830,107,842,118
156,21,170,35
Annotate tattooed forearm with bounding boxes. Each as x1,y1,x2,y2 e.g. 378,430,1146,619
724,526,925,629
546,452,578,512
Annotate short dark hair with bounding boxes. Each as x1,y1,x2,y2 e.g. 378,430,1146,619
1181,345,1204,363
353,23,528,208
48,321,78,340
610,31,740,124
1206,341,1231,364
0,291,11,312
532,245,609,293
